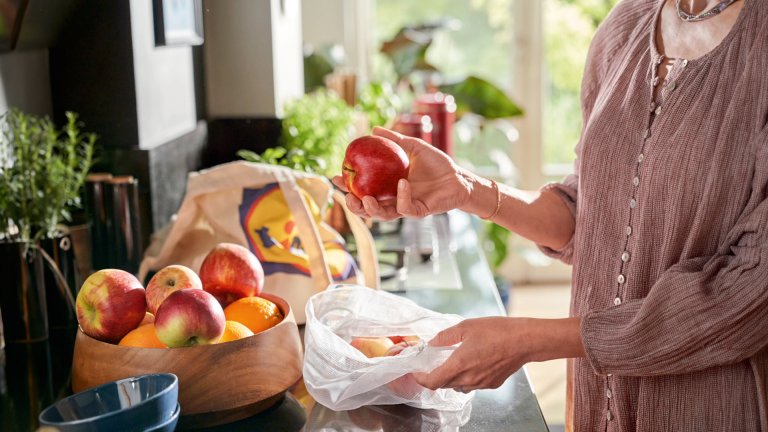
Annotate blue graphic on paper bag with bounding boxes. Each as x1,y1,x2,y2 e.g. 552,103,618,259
239,183,357,280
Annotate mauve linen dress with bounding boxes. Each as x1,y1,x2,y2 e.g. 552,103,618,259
538,0,768,430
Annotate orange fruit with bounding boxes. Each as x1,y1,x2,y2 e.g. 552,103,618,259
218,320,255,343
223,296,283,334
118,324,167,348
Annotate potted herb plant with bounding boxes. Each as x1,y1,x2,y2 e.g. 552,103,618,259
0,108,95,342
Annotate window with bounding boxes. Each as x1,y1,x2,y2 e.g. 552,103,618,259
542,0,618,176
374,0,514,92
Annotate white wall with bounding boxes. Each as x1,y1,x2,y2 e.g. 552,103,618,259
301,0,372,85
204,0,304,118
130,0,197,150
0,50,52,117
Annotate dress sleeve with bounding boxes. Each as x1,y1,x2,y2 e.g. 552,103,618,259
582,128,768,376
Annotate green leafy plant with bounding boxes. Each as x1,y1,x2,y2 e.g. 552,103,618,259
0,108,96,244
379,22,524,119
238,89,355,178
356,81,401,129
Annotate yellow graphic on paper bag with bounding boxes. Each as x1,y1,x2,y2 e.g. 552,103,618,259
239,183,356,280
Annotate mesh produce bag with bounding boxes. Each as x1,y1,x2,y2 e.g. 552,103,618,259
303,285,475,411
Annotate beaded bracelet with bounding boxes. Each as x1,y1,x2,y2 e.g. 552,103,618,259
482,179,502,220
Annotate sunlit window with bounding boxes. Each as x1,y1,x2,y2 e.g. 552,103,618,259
374,0,514,91
543,0,619,173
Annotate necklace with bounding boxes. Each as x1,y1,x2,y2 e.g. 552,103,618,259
675,0,738,22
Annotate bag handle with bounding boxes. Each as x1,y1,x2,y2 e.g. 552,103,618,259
331,190,380,289
275,170,335,293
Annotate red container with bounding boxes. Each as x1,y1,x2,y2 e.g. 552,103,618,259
393,113,433,144
413,92,456,156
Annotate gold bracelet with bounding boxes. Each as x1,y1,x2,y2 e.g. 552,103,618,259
482,179,502,220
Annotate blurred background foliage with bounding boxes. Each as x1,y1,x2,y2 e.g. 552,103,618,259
376,0,617,168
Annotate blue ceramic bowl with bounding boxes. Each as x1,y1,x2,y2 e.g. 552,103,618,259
39,373,178,432
144,403,180,432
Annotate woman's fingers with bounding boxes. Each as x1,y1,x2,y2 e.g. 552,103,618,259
395,179,430,218
372,126,404,143
412,361,457,391
429,323,465,347
373,126,423,155
331,175,348,192
345,193,368,218
361,196,400,221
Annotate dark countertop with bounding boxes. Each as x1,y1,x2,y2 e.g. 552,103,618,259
0,211,548,432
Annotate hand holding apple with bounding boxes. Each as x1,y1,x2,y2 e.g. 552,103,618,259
145,264,203,314
342,135,409,201
200,243,264,307
154,288,226,347
76,269,147,343
334,127,473,221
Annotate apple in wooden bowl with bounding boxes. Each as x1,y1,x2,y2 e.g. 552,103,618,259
70,292,302,429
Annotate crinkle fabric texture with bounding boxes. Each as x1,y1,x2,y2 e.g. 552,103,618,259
538,0,768,431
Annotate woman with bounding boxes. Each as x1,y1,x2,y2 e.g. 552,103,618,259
334,0,768,430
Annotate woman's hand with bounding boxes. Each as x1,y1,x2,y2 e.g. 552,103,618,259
331,127,474,221
413,317,585,392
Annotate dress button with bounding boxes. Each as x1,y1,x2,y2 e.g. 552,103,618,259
668,81,677,91
629,198,637,209
638,153,645,163
682,59,689,67
614,297,622,306
607,389,613,399
621,251,630,262
654,105,662,115
643,128,651,139
607,410,614,421
649,102,656,112
633,176,640,187
617,274,626,284
626,226,632,236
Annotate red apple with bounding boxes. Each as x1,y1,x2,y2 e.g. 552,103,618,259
199,243,264,307
145,264,203,314
76,269,147,343
342,135,410,200
385,341,426,397
350,337,394,358
154,288,226,347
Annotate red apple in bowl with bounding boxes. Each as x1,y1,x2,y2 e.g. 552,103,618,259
154,288,226,347
199,243,264,307
342,135,410,201
76,269,147,343
145,264,203,314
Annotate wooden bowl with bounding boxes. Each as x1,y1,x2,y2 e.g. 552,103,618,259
71,293,303,429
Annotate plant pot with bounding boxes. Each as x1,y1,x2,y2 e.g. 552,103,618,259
0,242,49,343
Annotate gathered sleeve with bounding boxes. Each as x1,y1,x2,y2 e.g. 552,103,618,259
582,128,768,376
